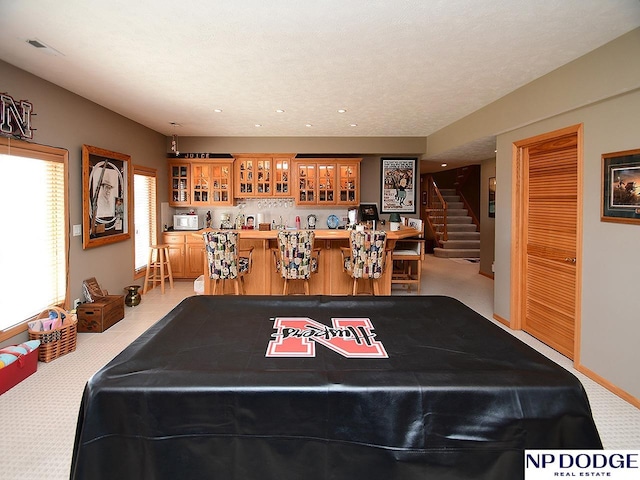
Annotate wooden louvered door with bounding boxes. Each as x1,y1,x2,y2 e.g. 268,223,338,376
514,125,582,360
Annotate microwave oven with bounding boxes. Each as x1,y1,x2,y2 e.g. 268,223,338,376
173,214,199,231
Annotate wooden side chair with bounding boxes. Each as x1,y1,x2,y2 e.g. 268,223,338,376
203,231,253,295
274,230,319,295
341,230,387,295
391,218,425,293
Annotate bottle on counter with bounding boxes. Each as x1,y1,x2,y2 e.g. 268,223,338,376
295,216,301,229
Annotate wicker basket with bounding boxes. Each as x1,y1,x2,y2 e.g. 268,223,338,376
28,306,78,363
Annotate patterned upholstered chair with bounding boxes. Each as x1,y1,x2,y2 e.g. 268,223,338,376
273,230,319,295
341,230,387,295
203,230,253,295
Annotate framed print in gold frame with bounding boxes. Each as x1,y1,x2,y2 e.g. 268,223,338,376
82,144,132,248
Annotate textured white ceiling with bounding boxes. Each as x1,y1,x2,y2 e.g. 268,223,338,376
1,0,639,160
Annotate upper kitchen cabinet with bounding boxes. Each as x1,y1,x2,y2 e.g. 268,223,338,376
168,159,234,207
169,161,191,206
337,161,360,204
233,154,294,198
293,158,361,206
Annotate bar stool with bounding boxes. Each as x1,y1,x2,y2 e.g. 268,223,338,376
274,230,319,295
203,230,253,295
142,244,174,294
341,230,387,295
391,218,424,293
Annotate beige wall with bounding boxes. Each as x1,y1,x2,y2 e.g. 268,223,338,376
430,28,640,399
0,60,167,328
498,89,640,398
479,157,496,277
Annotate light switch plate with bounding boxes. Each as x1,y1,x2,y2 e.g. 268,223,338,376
73,224,82,236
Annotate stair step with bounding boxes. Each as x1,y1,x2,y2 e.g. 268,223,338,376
440,189,457,195
446,208,469,216
443,231,480,240
442,240,480,249
445,216,473,224
445,202,464,209
433,248,480,259
432,223,478,233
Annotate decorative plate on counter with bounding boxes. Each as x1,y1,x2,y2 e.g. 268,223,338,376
327,214,340,229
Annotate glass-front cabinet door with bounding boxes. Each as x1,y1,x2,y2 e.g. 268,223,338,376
317,163,336,204
191,163,211,205
210,162,233,205
338,161,360,204
169,162,190,206
296,163,316,204
274,157,290,196
235,157,254,196
255,158,271,195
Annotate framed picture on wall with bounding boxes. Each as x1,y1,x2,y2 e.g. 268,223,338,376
82,144,132,248
488,177,496,218
601,148,640,225
380,157,417,213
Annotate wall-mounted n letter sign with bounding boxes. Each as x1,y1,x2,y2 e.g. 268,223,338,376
0,93,33,138
266,317,388,358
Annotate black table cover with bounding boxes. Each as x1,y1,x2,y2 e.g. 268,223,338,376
70,295,601,480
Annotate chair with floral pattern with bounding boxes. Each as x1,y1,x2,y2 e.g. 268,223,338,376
203,230,253,295
274,230,319,295
341,230,387,295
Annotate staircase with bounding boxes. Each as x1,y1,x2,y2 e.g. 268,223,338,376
430,189,480,259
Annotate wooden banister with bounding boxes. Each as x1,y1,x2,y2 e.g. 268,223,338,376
424,176,448,247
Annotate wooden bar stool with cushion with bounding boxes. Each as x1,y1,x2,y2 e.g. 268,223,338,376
274,230,319,295
341,230,387,295
203,230,253,295
391,218,425,293
142,244,174,294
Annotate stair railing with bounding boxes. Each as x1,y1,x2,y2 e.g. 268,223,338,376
424,176,448,246
454,166,480,232
457,191,480,231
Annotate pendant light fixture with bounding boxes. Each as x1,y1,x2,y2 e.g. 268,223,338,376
170,122,180,156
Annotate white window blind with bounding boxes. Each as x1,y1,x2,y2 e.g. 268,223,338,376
0,139,68,337
134,167,157,273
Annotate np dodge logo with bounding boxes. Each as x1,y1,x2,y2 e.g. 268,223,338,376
266,317,388,358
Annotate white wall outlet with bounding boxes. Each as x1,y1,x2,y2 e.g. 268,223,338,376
72,224,82,236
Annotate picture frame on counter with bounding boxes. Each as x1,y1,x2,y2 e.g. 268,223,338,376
380,157,417,213
82,144,132,249
601,148,640,225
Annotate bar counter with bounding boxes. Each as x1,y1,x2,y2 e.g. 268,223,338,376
192,226,421,295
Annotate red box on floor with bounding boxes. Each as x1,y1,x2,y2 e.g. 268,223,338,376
0,347,38,395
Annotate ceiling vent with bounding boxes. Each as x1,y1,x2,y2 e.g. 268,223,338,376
26,38,63,56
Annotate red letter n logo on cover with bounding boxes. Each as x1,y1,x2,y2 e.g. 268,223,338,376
266,317,388,358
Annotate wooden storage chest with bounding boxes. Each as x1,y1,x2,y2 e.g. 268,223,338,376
77,295,125,333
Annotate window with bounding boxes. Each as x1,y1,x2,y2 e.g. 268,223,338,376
0,138,68,340
133,166,157,275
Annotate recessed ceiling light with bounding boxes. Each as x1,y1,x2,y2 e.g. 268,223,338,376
214,109,223,113
441,163,448,167
350,123,358,127
255,124,262,127
169,122,181,127
276,109,285,113
337,109,347,113
305,123,313,127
